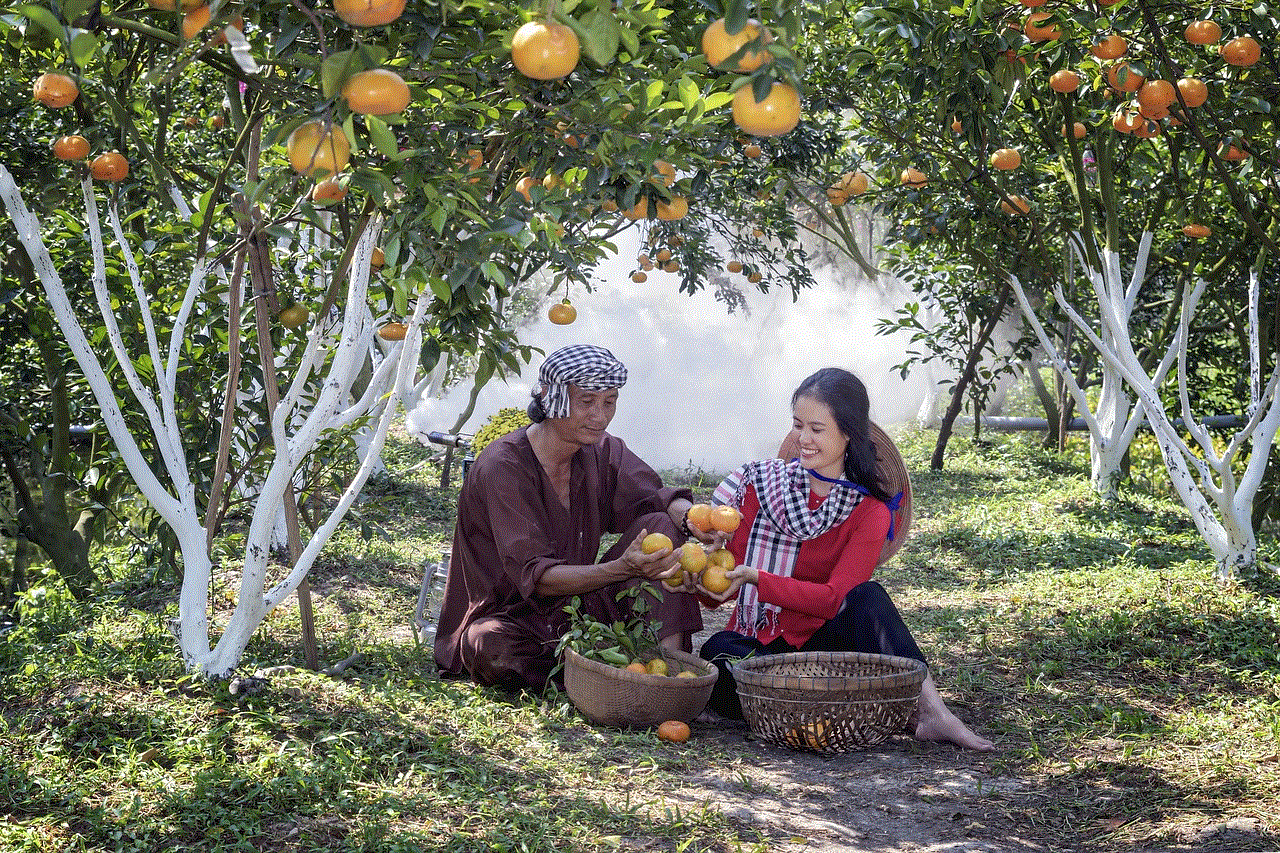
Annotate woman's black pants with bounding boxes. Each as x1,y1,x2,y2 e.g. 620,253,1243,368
698,580,927,720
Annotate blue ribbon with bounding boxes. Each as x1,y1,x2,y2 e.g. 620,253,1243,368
802,464,902,542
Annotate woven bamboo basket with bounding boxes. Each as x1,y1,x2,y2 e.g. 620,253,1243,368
563,647,718,728
731,651,926,756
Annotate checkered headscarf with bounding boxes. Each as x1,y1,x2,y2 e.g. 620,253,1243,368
533,345,628,420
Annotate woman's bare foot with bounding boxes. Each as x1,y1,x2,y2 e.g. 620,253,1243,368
911,675,995,751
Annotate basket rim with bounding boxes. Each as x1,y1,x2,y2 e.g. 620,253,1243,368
729,650,927,692
563,646,719,687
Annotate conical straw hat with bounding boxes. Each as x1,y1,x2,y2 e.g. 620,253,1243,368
775,421,912,565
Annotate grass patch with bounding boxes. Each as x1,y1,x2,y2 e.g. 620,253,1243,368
2,425,1278,851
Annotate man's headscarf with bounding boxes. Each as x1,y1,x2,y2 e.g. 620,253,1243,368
533,344,628,419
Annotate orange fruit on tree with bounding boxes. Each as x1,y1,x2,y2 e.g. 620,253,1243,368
702,18,773,72
630,271,647,283
662,260,680,273
341,68,411,115
146,0,202,10
743,143,762,159
1219,143,1249,162
377,321,408,340
333,0,405,27
732,82,801,137
89,151,129,182
1090,34,1127,60
1019,0,1047,6
623,197,650,220
1136,79,1176,113
1133,118,1161,139
652,160,676,186
657,720,691,743
1112,110,1142,133
1176,77,1208,109
1220,36,1261,67
1049,69,1080,93
901,166,927,188
1184,20,1221,44
1023,12,1061,41
709,505,742,533
655,248,672,262
950,117,963,132
726,260,743,273
33,72,78,108
1000,194,1030,215
514,175,537,202
311,177,348,203
1064,121,1087,139
511,20,580,80
1181,223,1211,238
746,271,763,283
641,532,673,554
547,299,577,325
657,196,689,221
370,247,386,268
52,134,90,161
990,148,1022,170
182,5,244,42
287,120,350,177
279,303,310,329
1107,62,1144,93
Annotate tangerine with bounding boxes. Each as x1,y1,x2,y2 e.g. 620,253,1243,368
657,720,691,743
709,505,742,533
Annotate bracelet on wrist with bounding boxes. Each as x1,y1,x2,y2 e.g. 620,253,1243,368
680,508,693,537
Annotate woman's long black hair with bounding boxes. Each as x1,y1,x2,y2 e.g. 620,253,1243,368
791,367,892,503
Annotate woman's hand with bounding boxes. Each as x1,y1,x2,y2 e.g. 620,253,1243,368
697,565,758,603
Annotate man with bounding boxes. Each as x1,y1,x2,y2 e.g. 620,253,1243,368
433,344,705,690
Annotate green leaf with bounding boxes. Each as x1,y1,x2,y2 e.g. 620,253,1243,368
616,22,639,57
677,76,699,111
320,50,360,100
366,115,399,157
580,8,620,67
68,29,98,69
18,4,66,44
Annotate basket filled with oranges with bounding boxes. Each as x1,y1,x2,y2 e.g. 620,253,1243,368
730,651,926,756
557,588,718,728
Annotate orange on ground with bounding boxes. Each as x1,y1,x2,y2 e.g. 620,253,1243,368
287,120,350,177
52,135,90,160
657,720,691,743
89,151,129,182
548,300,576,325
701,18,772,72
33,72,78,108
511,20,580,80
342,68,412,115
732,83,801,137
333,0,406,27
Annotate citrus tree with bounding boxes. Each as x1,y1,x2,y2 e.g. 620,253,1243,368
0,0,829,675
803,0,1280,578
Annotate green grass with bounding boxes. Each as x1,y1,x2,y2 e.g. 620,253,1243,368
2,425,1278,851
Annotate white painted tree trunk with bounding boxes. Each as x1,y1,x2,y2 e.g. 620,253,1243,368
1,164,427,676
1009,231,1277,579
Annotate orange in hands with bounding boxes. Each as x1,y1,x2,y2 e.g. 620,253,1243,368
709,506,743,533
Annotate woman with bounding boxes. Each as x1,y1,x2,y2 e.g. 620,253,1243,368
696,367,994,751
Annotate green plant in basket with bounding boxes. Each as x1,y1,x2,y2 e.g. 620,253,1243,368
470,407,531,455
554,585,664,670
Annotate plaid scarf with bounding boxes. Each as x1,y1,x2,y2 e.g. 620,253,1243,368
711,458,862,637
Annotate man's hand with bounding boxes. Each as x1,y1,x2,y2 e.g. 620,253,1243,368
620,529,683,582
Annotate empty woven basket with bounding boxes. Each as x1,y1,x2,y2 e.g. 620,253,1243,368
563,647,718,728
731,651,926,756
